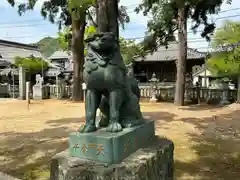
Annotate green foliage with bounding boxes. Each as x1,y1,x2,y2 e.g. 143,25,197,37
212,20,240,47
57,27,72,52
14,56,49,74
118,5,130,29
68,0,96,10
208,21,240,77
33,37,61,57
57,25,97,53
7,0,130,31
119,38,144,65
68,0,96,20
135,0,232,52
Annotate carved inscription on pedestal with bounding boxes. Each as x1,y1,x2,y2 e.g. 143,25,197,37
72,142,105,156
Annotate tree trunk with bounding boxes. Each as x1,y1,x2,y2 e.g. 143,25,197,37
71,12,86,101
96,0,119,37
174,6,187,106
237,76,240,103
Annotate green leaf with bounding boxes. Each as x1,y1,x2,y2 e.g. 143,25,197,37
208,21,240,77
14,56,49,75
136,0,231,51
56,25,96,53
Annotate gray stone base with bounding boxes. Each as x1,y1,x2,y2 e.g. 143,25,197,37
33,85,43,100
50,136,174,180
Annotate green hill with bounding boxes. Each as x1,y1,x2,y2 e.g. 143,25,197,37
33,37,61,57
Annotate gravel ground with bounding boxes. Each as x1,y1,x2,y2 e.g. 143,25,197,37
0,99,239,180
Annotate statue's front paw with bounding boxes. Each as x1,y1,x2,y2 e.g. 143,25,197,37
79,124,97,133
121,118,145,128
106,122,122,132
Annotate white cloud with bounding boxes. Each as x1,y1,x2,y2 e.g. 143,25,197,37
119,0,149,26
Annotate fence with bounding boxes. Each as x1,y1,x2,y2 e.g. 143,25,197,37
139,86,237,104
0,84,19,98
0,83,237,104
46,84,238,104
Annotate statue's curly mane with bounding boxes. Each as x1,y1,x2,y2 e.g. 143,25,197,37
83,34,127,74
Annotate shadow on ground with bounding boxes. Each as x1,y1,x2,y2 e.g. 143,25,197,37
1,106,240,180
144,109,240,180
179,104,224,111
0,117,85,179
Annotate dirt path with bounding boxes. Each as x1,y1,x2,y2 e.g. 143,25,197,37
0,100,240,180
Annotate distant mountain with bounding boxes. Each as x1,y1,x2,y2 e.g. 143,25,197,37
32,37,61,57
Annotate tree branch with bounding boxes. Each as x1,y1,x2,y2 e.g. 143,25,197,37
87,9,98,27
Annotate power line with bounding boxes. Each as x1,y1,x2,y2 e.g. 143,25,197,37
0,9,240,42
0,12,239,31
0,31,234,43
0,6,240,26
0,3,140,25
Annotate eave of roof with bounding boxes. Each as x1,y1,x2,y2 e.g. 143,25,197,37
0,39,39,51
48,50,71,60
134,42,206,62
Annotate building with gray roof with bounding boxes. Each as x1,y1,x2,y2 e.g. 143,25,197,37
133,42,206,82
0,39,44,81
0,39,42,66
45,50,73,77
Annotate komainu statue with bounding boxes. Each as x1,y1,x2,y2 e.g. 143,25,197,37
80,32,144,133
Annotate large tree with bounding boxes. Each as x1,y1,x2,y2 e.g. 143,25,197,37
67,0,96,101
135,0,232,106
96,0,118,36
7,0,91,101
7,0,129,101
207,20,240,102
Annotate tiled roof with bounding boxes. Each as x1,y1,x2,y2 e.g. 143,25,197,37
44,67,62,77
0,39,42,65
134,42,206,62
48,50,71,60
0,39,38,50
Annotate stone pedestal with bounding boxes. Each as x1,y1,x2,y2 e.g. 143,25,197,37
50,136,174,180
33,85,43,100
69,120,155,164
150,91,158,103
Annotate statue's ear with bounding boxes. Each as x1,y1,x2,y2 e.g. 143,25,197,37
84,36,93,43
84,34,97,43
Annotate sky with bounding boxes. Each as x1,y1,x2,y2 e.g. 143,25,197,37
0,0,240,52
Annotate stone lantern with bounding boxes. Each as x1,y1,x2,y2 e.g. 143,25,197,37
219,78,230,106
149,72,159,102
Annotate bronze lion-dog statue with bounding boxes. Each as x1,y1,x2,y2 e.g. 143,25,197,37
80,32,144,133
